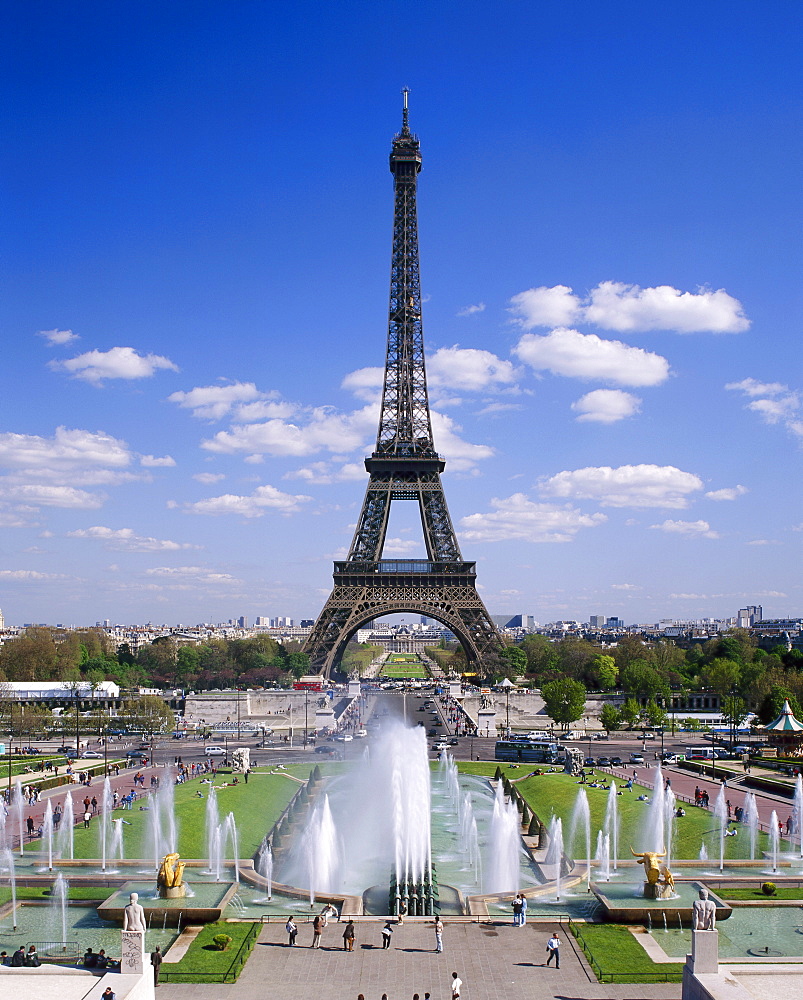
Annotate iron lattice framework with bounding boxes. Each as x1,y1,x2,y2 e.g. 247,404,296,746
304,94,504,676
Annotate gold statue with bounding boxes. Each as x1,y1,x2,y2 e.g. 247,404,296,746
661,866,675,889
158,852,185,889
630,847,666,885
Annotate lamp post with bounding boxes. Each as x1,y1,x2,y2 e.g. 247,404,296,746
304,689,309,749
501,677,513,737
7,699,13,795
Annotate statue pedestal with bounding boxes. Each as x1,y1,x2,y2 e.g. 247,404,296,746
643,880,673,900
160,884,187,899
477,708,497,737
348,679,361,697
449,680,462,700
315,707,336,732
121,929,146,975
687,928,719,974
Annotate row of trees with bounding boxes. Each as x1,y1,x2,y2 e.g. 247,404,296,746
0,627,311,691
0,694,175,742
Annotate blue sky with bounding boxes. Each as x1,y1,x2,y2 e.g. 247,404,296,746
1,1,800,627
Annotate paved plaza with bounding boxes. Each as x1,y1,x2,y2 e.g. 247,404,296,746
157,919,682,1000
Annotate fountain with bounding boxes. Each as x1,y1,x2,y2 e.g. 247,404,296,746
256,839,273,899
157,852,187,898
793,774,803,858
57,791,75,861
595,830,611,882
744,792,759,861
570,787,591,887
14,778,24,856
111,817,125,861
99,778,113,872
664,786,676,870
1,848,17,930
43,800,54,871
604,781,619,871
713,785,728,873
642,765,665,853
486,780,520,893
205,786,220,874
769,810,780,873
545,816,564,901
50,873,69,950
302,794,340,902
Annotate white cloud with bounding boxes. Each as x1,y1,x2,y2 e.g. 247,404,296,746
460,493,606,543
284,462,366,485
705,485,748,501
0,569,71,581
430,412,494,471
382,537,421,554
0,484,105,508
38,328,79,346
192,472,226,484
540,464,703,508
725,378,789,398
52,346,178,383
181,484,312,518
428,346,518,392
0,427,131,475
67,526,200,551
650,519,719,539
611,583,640,591
341,367,384,401
140,455,176,468
746,538,778,546
746,396,800,424
168,382,280,421
510,282,749,334
571,389,641,423
514,328,669,387
234,400,297,421
476,402,524,416
509,285,580,328
144,566,241,585
456,303,486,317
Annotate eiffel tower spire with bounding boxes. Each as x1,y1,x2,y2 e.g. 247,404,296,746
303,96,504,676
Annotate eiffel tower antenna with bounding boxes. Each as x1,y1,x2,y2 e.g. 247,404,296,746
303,97,504,676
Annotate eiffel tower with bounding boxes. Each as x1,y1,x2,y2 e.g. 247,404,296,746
304,93,504,676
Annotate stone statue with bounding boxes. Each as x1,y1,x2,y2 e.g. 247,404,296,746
123,891,146,932
630,847,667,885
231,746,250,774
692,887,716,930
157,852,185,892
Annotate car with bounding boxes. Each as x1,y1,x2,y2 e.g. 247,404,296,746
596,756,611,767
584,756,595,767
418,706,426,712
731,745,751,755
661,754,681,765
427,729,437,737
354,730,368,738
629,753,645,764
314,745,337,755
57,745,75,753
643,732,656,740
448,739,459,746
333,733,353,742
610,755,624,766
594,732,609,740
204,746,227,756
432,742,450,751
80,750,103,759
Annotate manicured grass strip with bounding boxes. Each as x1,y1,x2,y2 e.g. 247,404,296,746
456,762,770,862
162,921,259,983
570,922,683,983
381,666,428,678
0,886,116,902
723,887,803,900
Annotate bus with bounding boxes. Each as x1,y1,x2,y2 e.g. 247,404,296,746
495,739,560,764
685,746,716,760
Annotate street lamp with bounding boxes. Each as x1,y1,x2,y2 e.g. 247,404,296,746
501,677,513,736
304,689,309,749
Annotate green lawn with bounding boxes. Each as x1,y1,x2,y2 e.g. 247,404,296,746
0,886,116,903
723,886,803,900
381,665,428,678
161,921,259,983
456,762,769,861
64,769,302,861
570,923,683,983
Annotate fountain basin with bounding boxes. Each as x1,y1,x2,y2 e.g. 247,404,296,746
591,880,732,923
98,880,238,926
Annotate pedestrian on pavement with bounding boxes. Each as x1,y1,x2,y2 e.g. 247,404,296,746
150,945,162,985
381,921,393,949
83,809,92,828
285,917,297,946
451,971,463,999
312,913,323,949
343,919,355,951
521,893,527,925
546,930,561,968
26,816,34,838
434,914,443,952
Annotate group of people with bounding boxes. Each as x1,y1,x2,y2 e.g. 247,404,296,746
1,945,40,967
286,910,447,954
355,974,463,1000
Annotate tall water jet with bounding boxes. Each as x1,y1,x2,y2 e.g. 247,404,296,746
793,774,803,857
769,810,780,873
111,818,125,861
256,839,273,898
545,816,564,901
459,792,481,882
223,812,240,883
387,725,431,888
303,795,340,902
664,786,676,870
642,766,665,853
570,788,591,886
99,778,113,872
50,873,69,949
0,798,6,851
43,800,54,871
205,786,220,874
57,792,75,861
486,780,520,893
713,785,728,872
595,830,611,882
604,781,619,871
148,792,162,872
158,778,178,855
14,779,24,856
744,791,760,861
1,848,17,930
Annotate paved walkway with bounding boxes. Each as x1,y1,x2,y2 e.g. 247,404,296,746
157,920,681,1000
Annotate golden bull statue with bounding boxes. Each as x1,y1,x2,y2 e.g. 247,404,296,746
630,847,666,885
158,852,185,889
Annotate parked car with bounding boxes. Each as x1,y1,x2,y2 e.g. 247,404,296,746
204,746,227,756
594,732,609,740
661,754,681,765
427,729,437,737
354,729,368,738
630,753,645,764
610,756,624,766
314,745,337,755
643,732,656,740
80,750,103,759
596,756,611,767
432,742,450,751
333,733,353,742
584,757,595,767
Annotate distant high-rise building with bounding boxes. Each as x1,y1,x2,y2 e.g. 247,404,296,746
0,608,4,629
737,606,762,628
255,617,269,626
606,616,624,628
299,620,314,628
270,616,293,627
589,616,605,628
237,616,248,628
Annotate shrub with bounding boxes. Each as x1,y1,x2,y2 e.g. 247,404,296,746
521,805,530,826
761,882,776,896
494,766,503,781
528,814,539,837
212,934,232,951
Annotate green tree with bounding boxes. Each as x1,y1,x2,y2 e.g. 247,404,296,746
500,645,528,676
123,695,175,739
620,660,669,699
757,686,802,725
541,678,586,729
641,699,667,730
600,703,622,733
721,694,748,736
591,654,618,691
620,697,640,729
699,658,741,697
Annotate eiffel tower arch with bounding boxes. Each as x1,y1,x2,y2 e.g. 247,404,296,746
303,93,505,677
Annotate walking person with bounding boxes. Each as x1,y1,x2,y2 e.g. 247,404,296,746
381,920,393,949
434,914,443,952
285,916,297,946
546,930,561,969
451,971,463,1000
342,919,355,951
150,945,162,985
512,893,523,926
312,913,323,949
520,892,527,925
83,809,92,829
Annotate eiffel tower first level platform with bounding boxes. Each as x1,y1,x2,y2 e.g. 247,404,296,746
303,93,504,676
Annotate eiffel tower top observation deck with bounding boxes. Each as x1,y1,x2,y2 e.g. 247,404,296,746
303,94,503,675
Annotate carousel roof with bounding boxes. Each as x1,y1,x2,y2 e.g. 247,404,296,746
765,699,803,733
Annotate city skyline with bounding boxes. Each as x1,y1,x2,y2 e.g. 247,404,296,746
1,3,800,627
